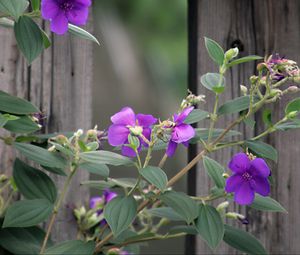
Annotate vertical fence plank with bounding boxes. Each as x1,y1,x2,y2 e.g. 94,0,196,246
194,0,300,254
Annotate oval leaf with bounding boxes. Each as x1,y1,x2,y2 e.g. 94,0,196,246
196,204,224,249
104,196,137,237
79,162,109,177
204,37,224,66
223,224,267,255
203,156,225,188
147,207,183,221
200,73,225,93
44,240,95,255
4,116,40,134
250,195,287,212
285,97,300,115
140,166,168,192
159,191,198,224
68,24,100,45
218,96,254,115
13,158,57,203
3,199,53,228
245,140,278,162
184,109,209,124
14,16,43,63
0,0,29,19
227,55,263,68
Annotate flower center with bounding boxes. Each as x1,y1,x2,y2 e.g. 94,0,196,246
60,1,73,11
242,172,252,181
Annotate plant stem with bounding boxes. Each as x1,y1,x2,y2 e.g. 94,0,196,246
158,154,168,168
207,94,219,144
40,168,77,254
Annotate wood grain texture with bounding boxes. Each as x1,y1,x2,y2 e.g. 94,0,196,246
195,0,300,254
0,19,93,242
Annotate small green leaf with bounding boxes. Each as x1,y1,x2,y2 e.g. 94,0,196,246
13,158,57,203
140,166,168,192
42,30,51,49
4,115,40,133
0,113,8,127
204,37,224,66
104,196,137,237
285,98,300,115
81,178,136,190
147,207,183,221
0,90,39,114
263,109,272,127
44,240,95,255
80,151,133,166
190,128,241,142
196,204,224,249
68,24,100,45
200,73,225,94
227,55,263,68
276,120,300,131
14,16,44,63
79,162,109,177
184,109,209,124
203,156,225,188
160,191,198,224
0,0,29,19
218,96,258,115
243,117,256,129
3,199,53,228
250,195,287,212
223,224,267,255
31,0,40,11
170,225,198,235
14,142,67,168
245,140,278,162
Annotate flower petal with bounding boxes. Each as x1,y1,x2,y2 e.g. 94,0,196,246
174,106,194,124
104,189,117,203
252,176,270,196
171,123,195,143
250,158,271,177
75,0,92,6
141,128,151,147
228,153,250,174
121,145,138,157
89,196,103,209
108,124,129,146
41,0,60,19
136,114,157,127
50,13,69,35
166,140,178,157
234,182,255,205
111,107,135,126
225,174,244,193
67,5,89,25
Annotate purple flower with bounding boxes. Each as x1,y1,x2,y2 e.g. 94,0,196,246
41,0,91,35
225,153,271,205
108,107,157,157
166,106,196,157
103,189,117,203
89,196,103,209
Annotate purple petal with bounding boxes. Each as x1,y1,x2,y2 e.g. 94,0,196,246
104,189,117,203
50,13,69,35
166,140,178,157
75,0,92,6
41,0,60,19
111,107,135,126
108,124,129,146
136,114,157,127
252,176,270,196
225,174,244,193
121,144,139,157
67,6,89,25
234,182,255,205
141,128,151,146
174,106,194,124
250,158,271,177
171,124,195,143
182,141,189,147
228,153,250,174
89,196,103,209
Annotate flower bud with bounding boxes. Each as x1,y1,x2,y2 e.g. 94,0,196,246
226,212,246,220
55,134,68,145
250,75,258,84
222,173,230,179
74,206,86,219
86,129,98,138
257,63,267,72
128,134,140,150
287,86,300,93
240,85,248,96
129,126,143,136
0,174,8,182
269,89,282,97
293,76,300,83
225,47,239,61
74,129,83,137
216,201,229,212
286,111,298,119
107,248,121,255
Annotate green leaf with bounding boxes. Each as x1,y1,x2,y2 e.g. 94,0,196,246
140,166,168,192
0,113,8,127
41,30,51,49
14,16,44,63
184,109,209,124
42,166,66,176
68,24,100,45
0,90,39,114
245,140,278,162
204,37,224,66
14,142,67,168
31,0,40,11
218,96,258,115
190,128,241,142
44,240,95,255
4,116,40,133
147,207,183,221
227,55,263,68
79,150,133,166
104,196,137,237
79,162,109,177
250,194,287,212
13,158,57,203
0,0,29,19
81,178,136,190
200,73,225,94
285,97,300,115
170,225,198,235
276,120,300,131
0,227,50,255
160,191,198,224
196,204,224,249
203,156,225,188
3,199,53,228
223,224,267,255
262,109,272,127
243,117,256,129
